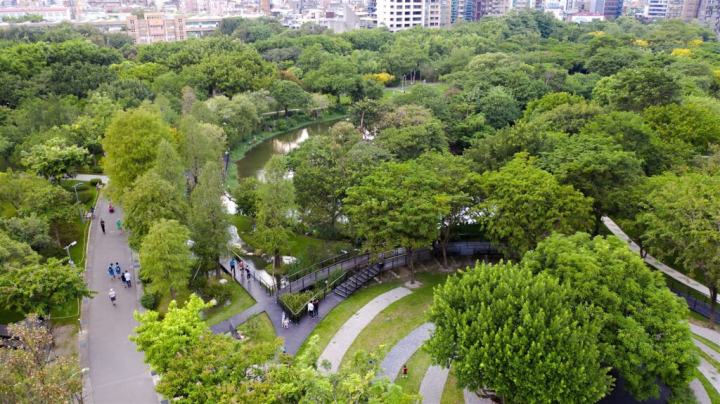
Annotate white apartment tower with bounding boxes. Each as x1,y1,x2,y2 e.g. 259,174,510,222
376,0,450,31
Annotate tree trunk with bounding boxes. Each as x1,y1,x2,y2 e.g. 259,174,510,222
215,259,221,279
441,240,448,269
274,248,281,270
284,106,289,117
408,246,415,284
170,286,176,300
710,287,718,330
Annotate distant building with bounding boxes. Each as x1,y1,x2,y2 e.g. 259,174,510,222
126,13,185,43
0,6,70,21
567,10,604,20
376,0,451,31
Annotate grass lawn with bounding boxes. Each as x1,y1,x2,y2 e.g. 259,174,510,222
230,215,350,271
203,274,256,327
394,348,432,395
296,279,402,358
339,272,447,369
157,284,193,316
694,333,720,355
441,370,467,404
237,312,275,345
696,369,720,404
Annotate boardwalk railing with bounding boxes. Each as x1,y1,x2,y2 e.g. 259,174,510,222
285,250,358,284
278,241,501,324
223,250,277,295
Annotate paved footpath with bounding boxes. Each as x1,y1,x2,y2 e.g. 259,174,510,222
82,196,158,404
379,322,433,381
318,287,412,372
602,217,717,302
419,365,449,403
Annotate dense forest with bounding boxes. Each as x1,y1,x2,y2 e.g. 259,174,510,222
2,10,720,404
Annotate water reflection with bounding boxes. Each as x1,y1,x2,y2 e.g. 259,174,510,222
236,119,343,181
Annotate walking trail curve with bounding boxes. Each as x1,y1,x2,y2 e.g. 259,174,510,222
318,287,413,372
602,217,717,302
379,322,433,381
81,195,158,404
419,365,449,403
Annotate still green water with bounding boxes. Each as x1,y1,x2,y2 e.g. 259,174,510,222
235,118,343,180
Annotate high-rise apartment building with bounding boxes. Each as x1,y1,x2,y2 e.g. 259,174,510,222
376,0,425,31
698,0,720,34
126,13,186,44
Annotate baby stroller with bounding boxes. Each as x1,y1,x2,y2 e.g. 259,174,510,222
109,204,115,213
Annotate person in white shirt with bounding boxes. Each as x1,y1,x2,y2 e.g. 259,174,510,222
109,289,117,306
308,301,314,319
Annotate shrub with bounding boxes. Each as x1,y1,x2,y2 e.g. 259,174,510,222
89,178,103,186
203,283,230,304
279,290,314,316
77,190,95,205
64,183,90,192
140,293,156,310
91,166,103,174
189,275,208,293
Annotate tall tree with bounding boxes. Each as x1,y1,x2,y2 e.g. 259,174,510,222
477,153,594,259
592,67,682,112
269,80,312,117
178,116,226,189
303,56,360,104
641,173,720,328
523,233,699,400
344,159,447,284
425,261,612,403
255,155,295,271
139,219,193,300
152,139,186,197
417,152,481,267
539,133,644,221
21,137,90,182
0,315,85,404
123,171,188,250
189,161,230,278
0,258,95,315
102,107,174,194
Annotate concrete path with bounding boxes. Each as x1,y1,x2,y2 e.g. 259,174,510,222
690,378,712,404
419,365,449,403
695,338,720,363
691,323,720,345
698,357,720,394
318,287,413,372
602,217,717,302
379,322,434,380
82,196,158,404
75,174,109,183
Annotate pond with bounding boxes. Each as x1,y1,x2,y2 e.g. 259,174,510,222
235,118,344,181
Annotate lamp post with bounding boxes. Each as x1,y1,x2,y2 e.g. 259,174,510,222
72,183,84,223
64,241,77,267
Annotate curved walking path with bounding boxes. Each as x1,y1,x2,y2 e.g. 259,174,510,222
81,195,158,404
419,365,450,403
318,287,413,372
379,322,434,380
602,217,718,302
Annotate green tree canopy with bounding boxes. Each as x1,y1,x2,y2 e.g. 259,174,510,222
139,219,193,300
425,261,612,403
102,107,174,194
592,67,682,112
523,233,699,400
255,155,295,271
269,80,312,117
344,158,447,283
21,137,90,182
644,102,720,154
189,161,230,277
477,153,594,258
641,172,720,328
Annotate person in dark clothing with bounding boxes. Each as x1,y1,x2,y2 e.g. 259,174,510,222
100,219,105,234
312,298,319,318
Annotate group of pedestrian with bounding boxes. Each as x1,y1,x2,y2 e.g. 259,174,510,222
98,218,122,235
230,258,247,279
308,298,319,319
107,261,132,306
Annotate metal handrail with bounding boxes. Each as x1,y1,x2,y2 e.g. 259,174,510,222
286,250,357,283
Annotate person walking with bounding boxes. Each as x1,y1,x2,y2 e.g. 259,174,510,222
230,258,236,279
109,289,117,306
121,271,127,288
100,219,106,234
115,262,122,280
116,219,122,233
308,301,314,319
108,264,115,281
402,365,408,378
312,298,319,318
124,271,132,288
